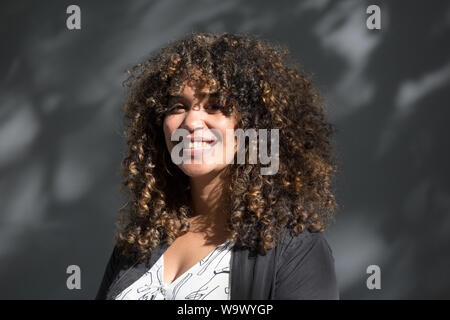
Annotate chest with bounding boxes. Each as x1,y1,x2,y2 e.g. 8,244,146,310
109,235,281,300
114,236,234,300
162,233,229,285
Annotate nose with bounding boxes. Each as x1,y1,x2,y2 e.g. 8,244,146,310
182,105,205,132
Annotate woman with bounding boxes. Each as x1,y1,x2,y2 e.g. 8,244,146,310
96,32,339,300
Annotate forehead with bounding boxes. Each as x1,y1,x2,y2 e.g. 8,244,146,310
168,84,219,101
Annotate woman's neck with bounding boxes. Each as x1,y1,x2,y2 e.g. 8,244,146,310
187,169,230,237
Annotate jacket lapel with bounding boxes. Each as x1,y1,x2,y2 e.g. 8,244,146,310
107,241,170,300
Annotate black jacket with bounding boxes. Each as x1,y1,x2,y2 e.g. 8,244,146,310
95,228,339,300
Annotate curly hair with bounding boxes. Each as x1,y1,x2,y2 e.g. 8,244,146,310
115,31,338,262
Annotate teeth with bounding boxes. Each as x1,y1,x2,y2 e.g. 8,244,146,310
187,141,212,149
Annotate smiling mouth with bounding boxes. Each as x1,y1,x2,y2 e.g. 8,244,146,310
177,136,218,149
184,140,218,150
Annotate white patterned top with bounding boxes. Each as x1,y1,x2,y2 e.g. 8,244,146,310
115,240,234,300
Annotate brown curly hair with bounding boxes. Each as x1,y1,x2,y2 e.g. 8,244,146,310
115,31,338,262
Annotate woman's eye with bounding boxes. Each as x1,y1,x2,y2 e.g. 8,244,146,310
206,105,222,112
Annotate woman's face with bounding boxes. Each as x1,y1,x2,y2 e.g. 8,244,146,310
163,83,238,177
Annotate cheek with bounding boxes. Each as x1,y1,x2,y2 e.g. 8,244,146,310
216,115,237,131
217,119,238,148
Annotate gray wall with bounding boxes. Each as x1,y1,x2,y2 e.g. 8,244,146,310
1,0,449,299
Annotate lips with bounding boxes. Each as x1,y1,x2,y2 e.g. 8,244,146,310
179,135,218,149
180,136,218,160
185,140,214,149
186,136,216,143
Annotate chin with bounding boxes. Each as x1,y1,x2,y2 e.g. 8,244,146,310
178,163,225,178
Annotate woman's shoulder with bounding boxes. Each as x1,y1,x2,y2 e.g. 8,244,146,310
274,227,339,299
277,227,334,262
